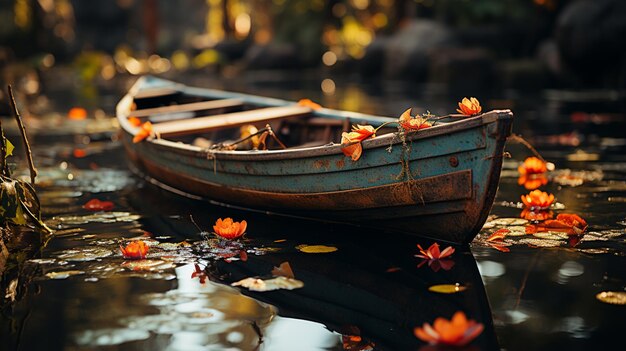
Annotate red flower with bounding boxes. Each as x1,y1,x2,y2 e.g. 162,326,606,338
518,157,548,175
416,243,455,260
213,217,247,240
120,240,149,259
414,311,484,346
398,108,433,131
83,198,114,211
521,190,554,210
456,97,482,116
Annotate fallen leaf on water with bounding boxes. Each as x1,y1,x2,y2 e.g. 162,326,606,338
488,242,511,252
231,276,304,292
271,262,295,279
121,259,175,271
83,198,115,211
525,213,588,235
273,239,287,243
486,229,510,242
45,270,85,279
428,283,467,294
595,291,626,305
386,267,401,273
296,244,338,253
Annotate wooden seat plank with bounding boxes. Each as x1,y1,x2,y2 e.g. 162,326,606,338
153,105,313,138
128,98,244,118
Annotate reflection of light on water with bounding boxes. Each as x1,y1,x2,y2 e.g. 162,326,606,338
504,310,530,324
476,260,506,284
261,317,341,351
554,316,591,338
556,261,584,284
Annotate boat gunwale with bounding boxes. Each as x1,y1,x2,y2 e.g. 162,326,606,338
117,77,513,162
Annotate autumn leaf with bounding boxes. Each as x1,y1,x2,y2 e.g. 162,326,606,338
271,261,295,279
83,198,114,211
296,244,338,253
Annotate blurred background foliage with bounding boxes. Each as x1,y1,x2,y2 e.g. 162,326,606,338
0,0,624,93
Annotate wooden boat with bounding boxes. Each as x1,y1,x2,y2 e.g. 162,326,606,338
116,76,513,244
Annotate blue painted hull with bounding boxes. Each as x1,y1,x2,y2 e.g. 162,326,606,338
117,77,513,244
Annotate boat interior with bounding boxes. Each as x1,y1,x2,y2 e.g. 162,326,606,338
126,87,398,151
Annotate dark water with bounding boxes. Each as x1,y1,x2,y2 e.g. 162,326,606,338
1,71,625,351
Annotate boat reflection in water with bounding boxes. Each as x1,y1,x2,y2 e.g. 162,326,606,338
123,188,500,350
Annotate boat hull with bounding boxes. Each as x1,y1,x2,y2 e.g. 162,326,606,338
118,77,513,244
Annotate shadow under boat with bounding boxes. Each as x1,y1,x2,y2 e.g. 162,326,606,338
127,186,500,351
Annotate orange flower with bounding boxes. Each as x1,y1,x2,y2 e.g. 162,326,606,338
120,240,149,259
398,108,433,131
415,243,455,260
520,208,553,221
518,157,548,175
521,190,554,210
456,97,482,116
213,217,247,240
297,98,322,110
414,311,484,346
133,121,153,143
518,174,548,190
525,213,588,235
128,116,142,127
340,125,376,161
68,107,87,120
